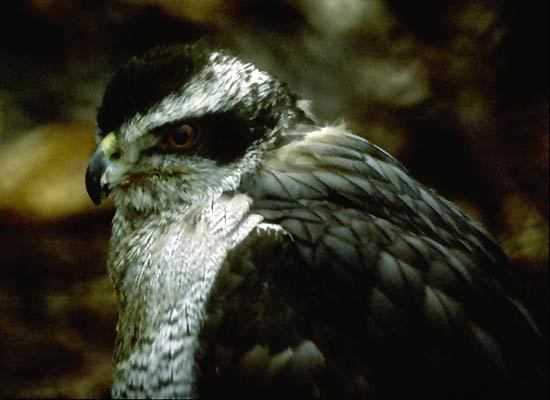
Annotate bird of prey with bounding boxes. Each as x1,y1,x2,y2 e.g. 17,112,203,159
85,43,546,399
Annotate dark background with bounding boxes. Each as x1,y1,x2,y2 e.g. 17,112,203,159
0,0,547,397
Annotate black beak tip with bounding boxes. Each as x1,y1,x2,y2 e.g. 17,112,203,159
85,166,102,206
85,147,110,206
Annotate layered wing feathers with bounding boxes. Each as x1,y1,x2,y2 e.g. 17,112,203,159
237,124,544,398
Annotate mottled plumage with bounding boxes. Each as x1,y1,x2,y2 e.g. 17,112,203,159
85,43,546,399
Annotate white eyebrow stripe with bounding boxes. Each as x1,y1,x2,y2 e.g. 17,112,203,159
121,52,273,142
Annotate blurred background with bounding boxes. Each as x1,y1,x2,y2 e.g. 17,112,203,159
0,0,547,397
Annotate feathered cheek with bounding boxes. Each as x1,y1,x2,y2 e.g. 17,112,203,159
122,166,188,188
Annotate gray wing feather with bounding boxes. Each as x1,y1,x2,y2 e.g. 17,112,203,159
238,125,545,398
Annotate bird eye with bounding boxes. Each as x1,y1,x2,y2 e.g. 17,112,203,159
166,124,197,150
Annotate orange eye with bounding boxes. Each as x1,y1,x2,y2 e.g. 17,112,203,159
166,124,197,150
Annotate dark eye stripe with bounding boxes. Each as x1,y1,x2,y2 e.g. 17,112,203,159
143,112,261,164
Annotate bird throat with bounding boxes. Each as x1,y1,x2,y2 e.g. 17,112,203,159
107,193,262,397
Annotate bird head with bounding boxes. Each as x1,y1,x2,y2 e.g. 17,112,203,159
85,43,305,211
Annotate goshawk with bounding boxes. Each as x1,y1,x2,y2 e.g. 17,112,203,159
85,43,545,399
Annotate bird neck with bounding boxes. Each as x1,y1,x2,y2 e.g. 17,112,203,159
107,193,262,373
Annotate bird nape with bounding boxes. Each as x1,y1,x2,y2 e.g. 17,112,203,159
85,42,546,399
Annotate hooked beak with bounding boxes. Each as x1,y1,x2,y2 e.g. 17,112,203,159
85,132,119,205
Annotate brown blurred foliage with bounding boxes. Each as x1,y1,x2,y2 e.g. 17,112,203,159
0,0,547,397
